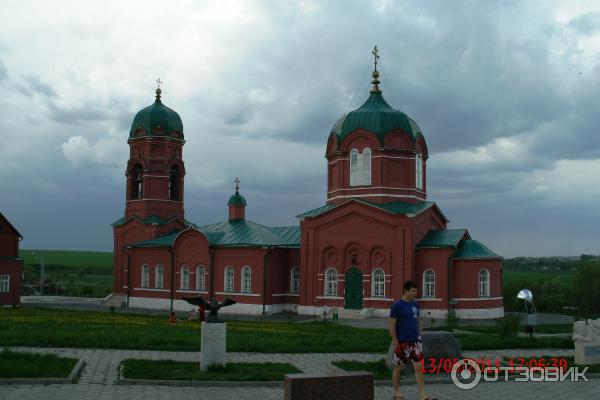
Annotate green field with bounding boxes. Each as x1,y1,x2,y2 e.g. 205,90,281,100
503,269,577,284
20,249,113,297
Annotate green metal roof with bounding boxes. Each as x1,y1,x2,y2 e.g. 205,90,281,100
417,229,469,248
296,199,436,219
454,239,502,259
227,192,247,206
129,92,184,140
331,91,422,147
127,230,181,248
111,215,196,227
197,219,300,247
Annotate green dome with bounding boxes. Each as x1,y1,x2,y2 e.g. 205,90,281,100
129,89,184,139
331,91,422,146
227,191,247,206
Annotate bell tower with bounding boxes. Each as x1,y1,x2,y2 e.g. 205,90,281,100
125,81,186,222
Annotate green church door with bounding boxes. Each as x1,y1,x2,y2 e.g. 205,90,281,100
344,268,363,310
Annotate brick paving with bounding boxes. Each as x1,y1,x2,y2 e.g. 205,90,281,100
1,346,597,399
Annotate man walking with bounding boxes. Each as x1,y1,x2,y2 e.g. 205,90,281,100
388,280,436,400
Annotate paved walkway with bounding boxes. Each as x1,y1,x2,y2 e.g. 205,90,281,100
1,347,596,399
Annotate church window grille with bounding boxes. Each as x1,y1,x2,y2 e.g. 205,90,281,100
132,165,143,199
423,269,435,298
180,265,190,290
224,267,234,293
290,267,300,294
372,269,385,297
325,268,338,296
241,266,252,293
169,165,179,201
141,265,149,288
196,265,205,291
155,265,164,289
478,269,490,297
0,275,9,293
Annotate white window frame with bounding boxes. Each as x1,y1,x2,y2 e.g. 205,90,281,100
423,269,435,298
196,265,205,291
363,147,371,185
478,269,490,297
241,266,252,293
349,148,372,187
224,266,234,293
141,264,149,288
325,268,338,296
371,269,385,297
0,274,9,293
350,149,359,186
155,265,164,289
290,266,300,294
416,153,423,190
180,265,190,290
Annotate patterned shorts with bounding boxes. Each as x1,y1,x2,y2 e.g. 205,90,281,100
392,340,424,366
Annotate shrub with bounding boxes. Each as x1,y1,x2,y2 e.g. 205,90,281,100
496,314,521,338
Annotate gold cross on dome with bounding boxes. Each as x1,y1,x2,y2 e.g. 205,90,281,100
234,177,240,192
372,46,379,71
156,78,163,89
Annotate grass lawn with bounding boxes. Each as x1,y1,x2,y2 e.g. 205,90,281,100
121,359,300,380
0,349,78,378
332,359,391,380
458,323,573,334
19,249,113,268
1,307,390,353
456,334,573,350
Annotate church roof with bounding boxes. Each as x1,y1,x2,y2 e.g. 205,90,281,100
0,212,23,239
332,91,422,147
111,214,196,227
197,220,300,247
227,191,247,206
129,88,184,140
295,199,438,220
417,229,469,248
454,239,502,259
126,220,300,248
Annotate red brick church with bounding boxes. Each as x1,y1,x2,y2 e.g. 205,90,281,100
111,55,503,319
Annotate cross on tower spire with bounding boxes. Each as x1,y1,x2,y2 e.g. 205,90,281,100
155,78,163,102
370,45,381,93
234,177,240,192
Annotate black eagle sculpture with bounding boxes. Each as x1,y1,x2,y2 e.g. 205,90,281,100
182,296,236,323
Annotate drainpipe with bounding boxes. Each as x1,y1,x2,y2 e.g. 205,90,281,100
262,245,272,315
169,246,175,312
447,246,458,317
209,247,215,299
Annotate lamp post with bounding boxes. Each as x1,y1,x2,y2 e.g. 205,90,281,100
517,288,537,338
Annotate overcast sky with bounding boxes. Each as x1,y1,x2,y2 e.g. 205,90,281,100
1,0,599,257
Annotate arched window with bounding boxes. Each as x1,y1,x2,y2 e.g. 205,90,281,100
141,264,149,288
325,268,338,296
478,269,490,297
423,269,435,298
290,267,300,294
363,147,371,185
180,265,190,290
196,265,205,291
350,149,359,186
241,266,252,293
155,265,164,289
371,269,385,297
416,153,423,190
168,165,179,201
224,266,234,292
132,164,143,199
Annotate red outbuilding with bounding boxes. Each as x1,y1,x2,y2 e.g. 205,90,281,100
0,213,23,306
111,60,503,319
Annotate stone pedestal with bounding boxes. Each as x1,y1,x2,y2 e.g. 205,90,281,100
284,371,373,400
200,322,226,372
573,319,600,365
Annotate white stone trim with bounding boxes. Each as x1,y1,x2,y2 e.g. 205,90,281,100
214,291,261,297
126,199,184,203
419,297,443,301
272,293,300,297
142,175,169,178
176,290,208,294
329,155,417,165
453,296,502,301
364,297,393,301
454,307,504,319
133,287,170,292
316,296,343,299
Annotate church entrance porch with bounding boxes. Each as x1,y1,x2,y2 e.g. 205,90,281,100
344,267,363,310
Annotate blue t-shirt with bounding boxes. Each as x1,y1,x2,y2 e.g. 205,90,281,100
389,299,420,342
